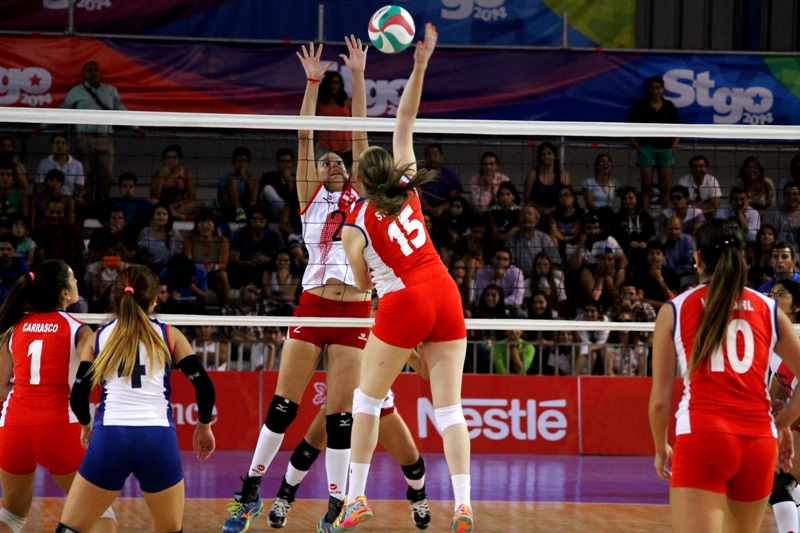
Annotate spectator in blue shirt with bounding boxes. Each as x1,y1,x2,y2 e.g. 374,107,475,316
106,172,152,232
651,215,696,278
229,205,286,287
0,233,30,304
758,241,800,294
418,143,462,219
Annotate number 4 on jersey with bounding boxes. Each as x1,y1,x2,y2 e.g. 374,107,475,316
388,205,426,256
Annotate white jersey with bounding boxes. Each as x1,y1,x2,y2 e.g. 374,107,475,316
94,317,174,428
300,183,360,291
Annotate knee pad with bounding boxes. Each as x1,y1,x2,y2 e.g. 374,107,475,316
326,413,353,449
265,395,299,434
0,509,26,533
770,471,799,506
290,439,322,471
434,404,466,434
100,506,116,522
352,388,383,418
55,523,80,533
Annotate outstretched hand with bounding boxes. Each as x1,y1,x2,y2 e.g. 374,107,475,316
340,35,368,73
414,23,438,67
296,42,334,81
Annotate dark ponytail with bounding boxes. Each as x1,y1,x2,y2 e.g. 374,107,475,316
689,219,747,373
0,260,72,341
358,147,437,218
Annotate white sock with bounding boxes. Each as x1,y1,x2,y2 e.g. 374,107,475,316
347,462,371,501
285,464,309,487
774,501,798,533
405,474,425,491
326,448,350,501
248,426,284,477
451,474,471,510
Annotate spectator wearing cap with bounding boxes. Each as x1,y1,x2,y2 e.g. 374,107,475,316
507,205,561,277
633,240,679,310
472,247,526,311
566,212,626,273
0,233,30,304
658,185,705,236
715,186,760,242
219,146,259,222
418,143,462,219
762,182,800,244
677,154,721,218
653,215,696,278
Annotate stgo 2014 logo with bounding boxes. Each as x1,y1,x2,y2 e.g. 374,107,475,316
0,67,53,107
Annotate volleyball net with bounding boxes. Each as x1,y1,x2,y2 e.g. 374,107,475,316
1,107,799,375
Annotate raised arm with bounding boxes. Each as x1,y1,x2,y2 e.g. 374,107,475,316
340,35,369,188
393,23,438,172
295,43,334,210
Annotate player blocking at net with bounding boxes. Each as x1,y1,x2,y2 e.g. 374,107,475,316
334,23,473,533
223,37,373,533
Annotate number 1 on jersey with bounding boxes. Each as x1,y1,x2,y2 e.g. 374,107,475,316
388,205,426,256
27,339,43,385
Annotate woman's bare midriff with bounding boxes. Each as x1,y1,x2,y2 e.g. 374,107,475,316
307,279,371,302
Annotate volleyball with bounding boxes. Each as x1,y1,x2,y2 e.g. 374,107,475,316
368,5,416,54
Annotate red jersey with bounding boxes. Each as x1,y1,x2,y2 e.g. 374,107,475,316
0,311,86,427
671,285,777,438
345,191,447,297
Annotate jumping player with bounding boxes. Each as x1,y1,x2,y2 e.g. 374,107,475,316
223,36,372,533
57,265,216,533
649,219,800,533
335,24,474,533
0,261,116,533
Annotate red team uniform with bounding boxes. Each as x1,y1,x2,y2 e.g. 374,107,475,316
669,284,778,500
346,190,465,348
0,311,87,475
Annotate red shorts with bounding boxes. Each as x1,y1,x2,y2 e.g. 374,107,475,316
373,272,466,349
286,291,371,350
671,432,776,501
0,422,85,475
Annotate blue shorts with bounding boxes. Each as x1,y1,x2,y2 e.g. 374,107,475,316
79,425,184,493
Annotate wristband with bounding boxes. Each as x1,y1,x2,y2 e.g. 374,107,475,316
307,78,320,83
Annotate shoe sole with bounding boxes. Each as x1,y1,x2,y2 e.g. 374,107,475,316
268,517,287,529
335,511,373,533
223,503,265,533
452,515,473,533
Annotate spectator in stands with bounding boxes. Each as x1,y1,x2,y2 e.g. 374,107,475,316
222,279,268,370
606,280,656,344
508,205,561,277
192,325,229,370
149,145,202,220
524,141,570,216
0,135,28,191
448,258,472,318
632,240,678,310
677,155,721,218
30,169,74,225
581,153,619,215
9,215,35,266
87,237,127,312
137,202,183,273
469,151,510,213
262,327,285,370
316,71,352,154
605,313,648,377
437,196,471,250
748,224,777,288
492,329,535,375
219,146,259,223
0,233,29,304
229,205,286,288
263,249,299,316
469,284,514,374
581,247,625,312
531,252,566,314
162,253,210,305
612,186,654,271
106,172,151,230
549,184,585,258
777,153,800,196
183,209,230,306
655,215,696,279
657,185,704,236
472,247,525,312
36,133,85,210
524,291,558,360
59,61,145,204
418,143,462,219
715,186,760,242
628,75,680,210
757,241,800,294
33,198,85,280
87,206,135,263
0,157,27,231
449,215,494,284
566,213,626,273
488,182,522,242
574,299,610,375
737,155,774,214
762,182,800,243
260,148,299,234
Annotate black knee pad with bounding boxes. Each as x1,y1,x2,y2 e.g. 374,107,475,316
770,471,798,506
265,395,299,434
56,524,81,533
326,412,352,450
290,438,322,471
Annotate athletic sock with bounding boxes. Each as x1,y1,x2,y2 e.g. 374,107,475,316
774,501,798,533
248,425,284,477
347,462,371,502
451,474,471,510
326,448,350,504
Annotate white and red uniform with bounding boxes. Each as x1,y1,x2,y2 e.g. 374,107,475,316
287,182,371,349
346,191,466,348
0,311,87,475
669,284,779,501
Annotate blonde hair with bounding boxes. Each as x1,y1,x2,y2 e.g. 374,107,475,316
89,265,170,387
358,147,437,218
